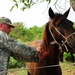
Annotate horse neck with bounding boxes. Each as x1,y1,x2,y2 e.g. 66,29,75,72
41,23,60,65
46,44,60,65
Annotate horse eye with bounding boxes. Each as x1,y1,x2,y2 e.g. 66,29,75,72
57,24,61,27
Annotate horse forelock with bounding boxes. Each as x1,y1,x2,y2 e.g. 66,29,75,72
49,13,63,29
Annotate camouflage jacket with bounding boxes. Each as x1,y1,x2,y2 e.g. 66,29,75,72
0,31,38,75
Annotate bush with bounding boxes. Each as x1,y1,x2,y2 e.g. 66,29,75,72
64,52,75,61
64,52,71,61
9,57,25,68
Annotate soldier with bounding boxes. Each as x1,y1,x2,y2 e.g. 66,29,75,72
0,17,47,75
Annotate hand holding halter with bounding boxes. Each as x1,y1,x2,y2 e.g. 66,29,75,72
36,46,47,60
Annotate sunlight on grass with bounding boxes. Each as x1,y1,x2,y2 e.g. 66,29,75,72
8,68,27,75
60,62,75,75
15,70,27,75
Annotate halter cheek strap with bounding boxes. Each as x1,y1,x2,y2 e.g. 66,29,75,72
49,24,75,52
49,26,68,51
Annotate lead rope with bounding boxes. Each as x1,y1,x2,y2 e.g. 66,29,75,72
0,65,60,74
0,63,74,74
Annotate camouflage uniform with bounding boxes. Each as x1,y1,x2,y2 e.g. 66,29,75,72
0,17,39,75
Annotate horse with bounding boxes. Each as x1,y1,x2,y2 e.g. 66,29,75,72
25,7,75,75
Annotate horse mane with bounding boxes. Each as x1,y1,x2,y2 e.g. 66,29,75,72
41,21,53,52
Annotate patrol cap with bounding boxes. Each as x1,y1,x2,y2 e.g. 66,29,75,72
0,17,15,28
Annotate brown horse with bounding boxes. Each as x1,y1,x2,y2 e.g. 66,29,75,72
25,7,75,75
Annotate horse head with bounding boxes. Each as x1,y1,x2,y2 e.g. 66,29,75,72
48,7,75,53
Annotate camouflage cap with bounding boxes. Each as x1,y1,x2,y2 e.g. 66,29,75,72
0,17,15,28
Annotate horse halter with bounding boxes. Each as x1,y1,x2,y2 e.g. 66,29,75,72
49,24,75,52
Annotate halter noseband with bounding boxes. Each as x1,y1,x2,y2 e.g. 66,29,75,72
49,24,75,52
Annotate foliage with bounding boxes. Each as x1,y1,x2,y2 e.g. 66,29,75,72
73,22,75,29
10,0,75,14
9,57,25,68
10,22,43,43
10,22,27,42
63,52,75,61
10,0,51,11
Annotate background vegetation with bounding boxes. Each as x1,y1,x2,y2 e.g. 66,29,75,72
10,22,44,43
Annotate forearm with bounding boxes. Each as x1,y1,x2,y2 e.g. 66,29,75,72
10,40,38,58
11,51,39,62
0,42,39,62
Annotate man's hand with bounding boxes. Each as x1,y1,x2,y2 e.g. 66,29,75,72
36,46,47,60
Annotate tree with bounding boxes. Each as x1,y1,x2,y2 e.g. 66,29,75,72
10,0,51,11
70,0,75,11
11,0,75,11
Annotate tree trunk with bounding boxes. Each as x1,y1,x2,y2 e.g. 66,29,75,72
70,0,75,11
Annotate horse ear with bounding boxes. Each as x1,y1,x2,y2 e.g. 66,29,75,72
63,8,71,18
48,7,55,19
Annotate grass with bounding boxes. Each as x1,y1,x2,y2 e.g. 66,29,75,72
7,61,75,75
60,61,75,75
7,68,27,75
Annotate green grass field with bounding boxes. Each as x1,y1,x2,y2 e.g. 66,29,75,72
60,62,75,75
7,61,75,75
